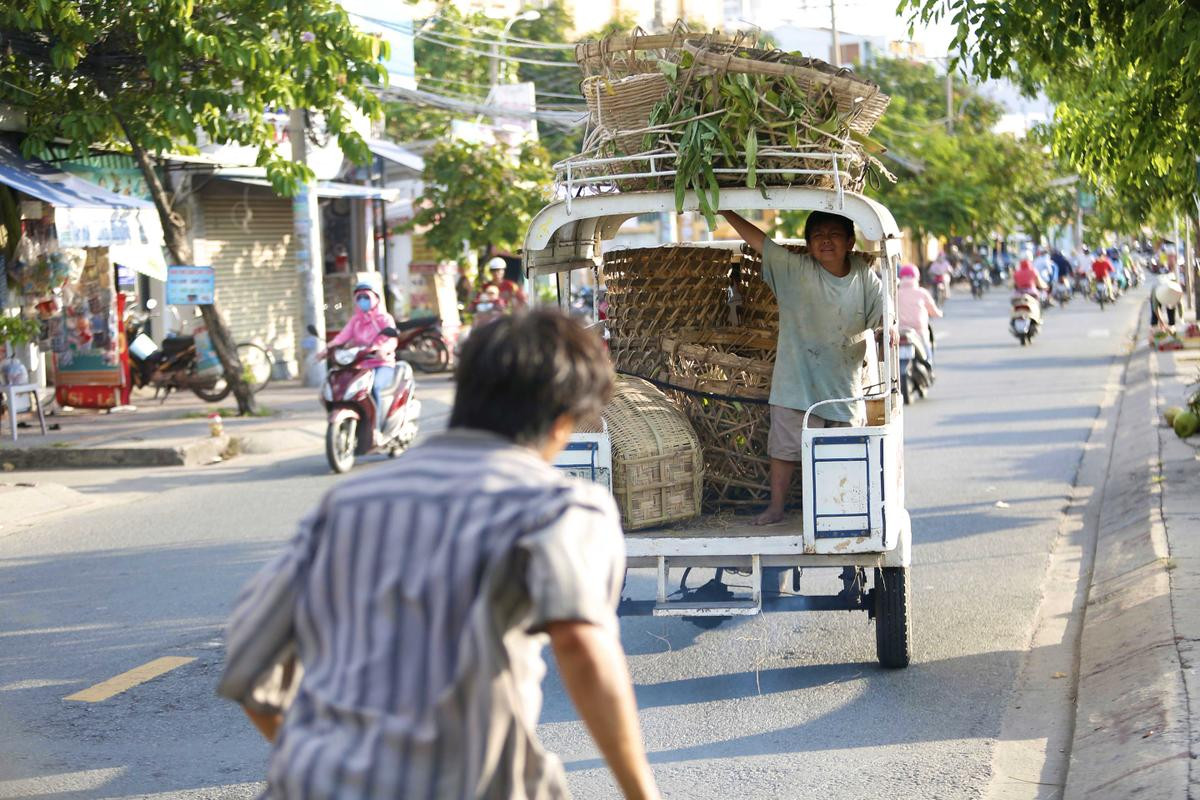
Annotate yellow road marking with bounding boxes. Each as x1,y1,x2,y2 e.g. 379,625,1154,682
64,656,195,703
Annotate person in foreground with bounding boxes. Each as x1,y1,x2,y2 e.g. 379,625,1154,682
217,310,660,800
720,210,883,526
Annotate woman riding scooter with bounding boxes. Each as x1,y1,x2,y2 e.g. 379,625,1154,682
317,283,397,441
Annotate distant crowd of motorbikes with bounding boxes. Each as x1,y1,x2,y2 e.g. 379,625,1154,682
899,244,1172,404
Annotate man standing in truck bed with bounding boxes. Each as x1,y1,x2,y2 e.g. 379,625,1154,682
720,210,884,525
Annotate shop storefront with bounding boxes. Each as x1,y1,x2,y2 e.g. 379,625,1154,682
0,139,165,408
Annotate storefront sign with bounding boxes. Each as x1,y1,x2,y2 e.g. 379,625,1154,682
166,265,216,305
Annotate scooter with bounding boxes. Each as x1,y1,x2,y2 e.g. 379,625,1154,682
898,326,935,404
1010,291,1041,346
1094,279,1113,310
932,273,950,308
969,266,988,299
393,316,451,373
313,325,421,473
1052,279,1072,306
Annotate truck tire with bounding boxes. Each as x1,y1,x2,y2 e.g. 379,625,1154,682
874,566,911,668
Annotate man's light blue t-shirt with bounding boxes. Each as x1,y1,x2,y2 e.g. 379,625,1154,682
761,238,884,423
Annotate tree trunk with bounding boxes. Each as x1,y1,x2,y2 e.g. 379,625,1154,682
122,124,256,415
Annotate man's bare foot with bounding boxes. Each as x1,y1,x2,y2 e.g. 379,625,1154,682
753,507,785,526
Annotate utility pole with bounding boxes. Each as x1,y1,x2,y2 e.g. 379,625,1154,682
829,0,840,66
289,109,326,387
945,68,954,134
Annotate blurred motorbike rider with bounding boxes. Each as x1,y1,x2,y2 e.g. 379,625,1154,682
898,264,943,372
480,256,528,310
1013,258,1048,295
317,283,398,435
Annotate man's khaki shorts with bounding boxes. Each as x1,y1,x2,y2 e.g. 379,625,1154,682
767,405,851,461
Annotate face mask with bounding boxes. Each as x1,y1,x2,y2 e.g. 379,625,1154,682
356,296,372,312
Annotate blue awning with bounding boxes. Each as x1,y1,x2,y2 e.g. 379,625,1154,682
0,140,164,250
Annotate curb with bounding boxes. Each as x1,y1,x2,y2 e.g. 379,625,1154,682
1064,319,1192,798
0,435,231,470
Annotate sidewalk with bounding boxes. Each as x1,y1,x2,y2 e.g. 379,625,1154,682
0,382,328,469
1064,308,1200,798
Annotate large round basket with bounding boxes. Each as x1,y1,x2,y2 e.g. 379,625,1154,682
575,29,739,78
683,42,890,135
581,72,669,157
603,376,704,531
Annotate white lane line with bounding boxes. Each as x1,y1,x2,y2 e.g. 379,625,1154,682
1088,328,1111,338
0,767,126,798
0,678,80,691
96,782,266,799
64,656,195,703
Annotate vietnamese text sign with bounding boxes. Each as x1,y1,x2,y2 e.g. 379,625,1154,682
166,265,215,305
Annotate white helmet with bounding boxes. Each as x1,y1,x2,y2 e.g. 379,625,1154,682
486,257,507,272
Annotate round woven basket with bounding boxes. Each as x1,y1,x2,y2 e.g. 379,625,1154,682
575,29,739,78
581,72,669,157
683,42,890,135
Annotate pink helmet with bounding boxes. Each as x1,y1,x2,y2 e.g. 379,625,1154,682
898,264,918,280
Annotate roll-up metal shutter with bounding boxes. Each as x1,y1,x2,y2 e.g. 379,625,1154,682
200,183,302,371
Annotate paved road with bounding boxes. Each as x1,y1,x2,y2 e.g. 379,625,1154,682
0,289,1145,799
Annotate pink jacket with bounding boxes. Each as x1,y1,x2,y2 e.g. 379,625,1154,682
897,277,942,334
328,297,397,368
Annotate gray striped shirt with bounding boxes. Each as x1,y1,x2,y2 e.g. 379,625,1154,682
217,429,626,799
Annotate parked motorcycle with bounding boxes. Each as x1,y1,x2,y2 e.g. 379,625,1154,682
313,324,421,473
126,300,272,402
394,316,451,373
1010,291,1041,346
898,327,935,404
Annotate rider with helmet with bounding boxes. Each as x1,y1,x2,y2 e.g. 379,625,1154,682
318,283,397,435
897,264,942,372
478,257,528,311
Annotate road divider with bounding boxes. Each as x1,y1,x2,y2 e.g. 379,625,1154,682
63,656,195,703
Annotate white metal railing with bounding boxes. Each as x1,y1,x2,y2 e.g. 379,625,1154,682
553,149,862,213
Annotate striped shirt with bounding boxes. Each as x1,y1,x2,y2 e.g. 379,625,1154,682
217,429,626,799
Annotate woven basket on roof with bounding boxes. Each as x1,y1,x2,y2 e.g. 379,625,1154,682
575,29,740,78
683,41,890,135
603,376,703,530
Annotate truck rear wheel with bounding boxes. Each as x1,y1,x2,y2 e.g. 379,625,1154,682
874,567,911,668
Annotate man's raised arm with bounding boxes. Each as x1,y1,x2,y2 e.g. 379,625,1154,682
719,211,767,255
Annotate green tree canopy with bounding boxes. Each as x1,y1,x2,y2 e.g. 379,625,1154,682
901,0,1200,225
0,0,388,412
402,138,551,261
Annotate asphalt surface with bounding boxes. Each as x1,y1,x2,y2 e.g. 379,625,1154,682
0,286,1146,799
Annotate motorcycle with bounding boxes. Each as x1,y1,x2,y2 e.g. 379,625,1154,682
969,266,988,299
898,327,935,404
931,272,950,308
1093,279,1113,310
126,300,272,402
1010,291,1041,346
394,316,451,373
314,325,421,473
1052,279,1072,306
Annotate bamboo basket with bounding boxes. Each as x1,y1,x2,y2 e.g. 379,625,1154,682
662,327,776,400
603,245,741,380
683,41,891,135
575,28,740,78
603,376,704,530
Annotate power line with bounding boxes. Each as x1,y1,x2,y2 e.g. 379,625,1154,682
415,30,580,68
419,74,583,101
412,26,577,51
379,84,587,130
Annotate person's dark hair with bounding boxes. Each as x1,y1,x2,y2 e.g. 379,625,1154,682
450,310,614,446
803,211,855,243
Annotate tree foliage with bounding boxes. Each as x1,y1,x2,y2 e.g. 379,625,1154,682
0,0,389,413
777,57,1072,247
901,0,1200,224
402,139,551,260
0,0,387,193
